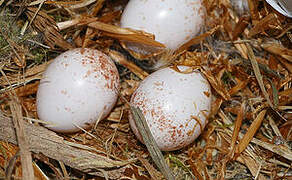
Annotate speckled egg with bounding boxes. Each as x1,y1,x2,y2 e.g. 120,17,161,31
129,66,211,151
37,48,120,133
121,0,206,50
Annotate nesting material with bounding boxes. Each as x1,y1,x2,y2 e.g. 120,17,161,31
0,0,292,179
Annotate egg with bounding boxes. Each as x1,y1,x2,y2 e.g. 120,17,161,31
120,0,206,51
36,48,120,133
265,0,292,18
129,66,211,151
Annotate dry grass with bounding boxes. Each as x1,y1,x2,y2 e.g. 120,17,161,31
0,0,291,179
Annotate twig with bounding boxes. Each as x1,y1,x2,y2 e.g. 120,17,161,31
0,112,133,179
130,106,175,180
0,66,34,179
251,138,292,161
246,43,274,108
59,161,69,180
236,109,267,154
9,99,35,180
137,154,163,180
22,0,45,35
5,150,20,180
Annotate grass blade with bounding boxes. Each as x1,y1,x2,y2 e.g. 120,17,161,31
130,106,175,180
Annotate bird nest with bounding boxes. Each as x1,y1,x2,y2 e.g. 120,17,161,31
0,0,291,179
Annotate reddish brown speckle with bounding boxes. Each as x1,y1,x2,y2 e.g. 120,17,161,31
77,49,119,91
177,129,182,136
81,59,86,65
169,126,178,142
203,91,210,97
154,81,163,86
61,90,67,95
86,70,91,76
80,48,86,55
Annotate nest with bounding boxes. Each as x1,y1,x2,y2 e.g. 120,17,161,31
0,0,291,179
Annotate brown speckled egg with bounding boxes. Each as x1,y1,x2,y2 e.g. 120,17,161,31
37,48,120,133
129,66,211,151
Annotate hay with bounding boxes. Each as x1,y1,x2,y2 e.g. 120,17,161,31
0,0,291,179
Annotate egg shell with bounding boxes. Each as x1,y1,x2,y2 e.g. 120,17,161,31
129,66,211,151
37,48,120,133
121,0,206,50
265,0,292,18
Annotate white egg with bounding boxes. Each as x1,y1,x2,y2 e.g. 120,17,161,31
37,48,120,133
121,0,206,50
129,66,211,151
265,0,292,18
